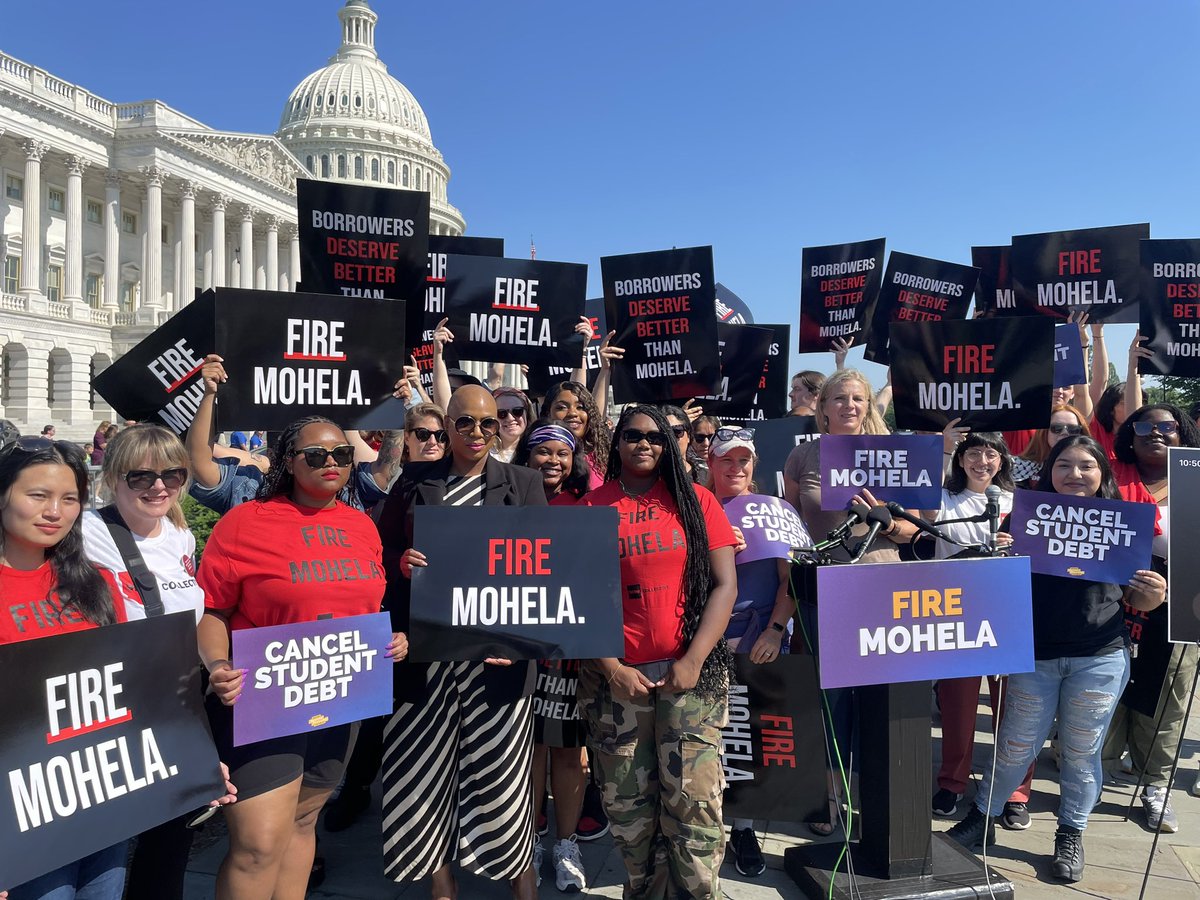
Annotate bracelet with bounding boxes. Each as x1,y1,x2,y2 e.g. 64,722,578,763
607,664,624,684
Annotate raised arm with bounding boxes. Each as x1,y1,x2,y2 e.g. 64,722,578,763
1126,332,1150,416
1088,323,1108,411
186,354,227,489
431,316,453,412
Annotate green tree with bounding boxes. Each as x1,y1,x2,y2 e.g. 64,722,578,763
182,494,220,560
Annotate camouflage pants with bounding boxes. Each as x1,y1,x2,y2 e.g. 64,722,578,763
578,664,728,899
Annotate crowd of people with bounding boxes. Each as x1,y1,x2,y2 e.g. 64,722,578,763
0,317,1195,898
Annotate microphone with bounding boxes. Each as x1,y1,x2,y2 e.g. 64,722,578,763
885,501,957,545
849,506,892,564
984,485,1002,555
812,503,871,551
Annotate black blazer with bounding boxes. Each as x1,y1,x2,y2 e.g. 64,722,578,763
378,455,547,705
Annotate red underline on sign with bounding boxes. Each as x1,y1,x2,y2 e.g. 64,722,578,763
47,709,133,744
491,304,541,312
282,353,347,362
426,277,446,284
166,362,204,393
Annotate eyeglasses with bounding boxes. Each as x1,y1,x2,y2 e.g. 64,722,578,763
670,425,689,439
621,428,668,447
410,427,448,444
962,449,1001,463
1048,423,1084,436
496,408,525,422
292,445,355,468
1133,420,1179,437
454,415,500,437
716,427,755,442
692,432,714,445
124,468,188,491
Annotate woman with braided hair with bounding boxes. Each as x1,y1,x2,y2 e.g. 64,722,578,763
542,380,611,489
578,404,738,898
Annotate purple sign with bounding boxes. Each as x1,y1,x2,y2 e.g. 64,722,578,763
817,557,1035,689
1009,490,1155,585
232,612,393,746
1054,323,1086,387
722,494,810,563
819,433,943,511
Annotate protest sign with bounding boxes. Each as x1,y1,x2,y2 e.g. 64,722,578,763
716,282,754,324
232,612,393,746
1139,238,1200,377
752,416,821,498
971,245,1013,317
602,246,720,403
712,323,790,425
0,614,223,889
721,655,827,822
819,433,943,511
1054,323,1087,387
213,288,407,430
695,323,774,417
90,291,215,435
798,238,886,353
1010,223,1149,323
863,252,978,363
1009,490,1155,585
409,506,624,661
721,494,809,563
1168,447,1200,643
296,178,430,349
817,556,1035,689
524,298,608,398
890,316,1054,432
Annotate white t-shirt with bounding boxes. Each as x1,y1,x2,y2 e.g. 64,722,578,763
931,488,1014,560
82,509,205,623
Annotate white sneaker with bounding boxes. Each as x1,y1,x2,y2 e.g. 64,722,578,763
552,835,586,892
533,841,544,888
1142,785,1179,834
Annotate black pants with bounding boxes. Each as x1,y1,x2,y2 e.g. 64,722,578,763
125,813,196,900
340,713,385,793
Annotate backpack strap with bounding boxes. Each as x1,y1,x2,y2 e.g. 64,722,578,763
96,505,165,617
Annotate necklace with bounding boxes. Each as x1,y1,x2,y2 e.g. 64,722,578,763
619,477,654,498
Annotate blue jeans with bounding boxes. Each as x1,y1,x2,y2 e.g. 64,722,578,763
974,650,1129,829
9,842,128,900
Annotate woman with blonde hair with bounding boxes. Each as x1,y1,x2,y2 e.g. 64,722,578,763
401,402,449,465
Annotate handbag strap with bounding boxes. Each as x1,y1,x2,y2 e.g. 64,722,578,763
96,505,165,617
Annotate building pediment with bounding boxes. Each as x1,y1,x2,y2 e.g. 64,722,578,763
159,130,305,194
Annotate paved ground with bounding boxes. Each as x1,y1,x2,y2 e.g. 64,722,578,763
184,691,1200,898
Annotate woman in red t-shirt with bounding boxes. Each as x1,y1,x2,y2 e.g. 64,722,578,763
197,415,406,900
579,404,738,898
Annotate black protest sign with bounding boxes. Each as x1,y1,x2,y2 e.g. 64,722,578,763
409,506,625,661
214,288,407,430
890,317,1054,432
1054,323,1087,387
696,323,774,418
1139,238,1200,377
90,291,215,435
863,252,978,363
0,614,223,889
752,416,821,498
1010,223,1149,324
722,655,827,822
443,255,587,369
1168,447,1200,643
971,245,1014,318
715,282,754,324
798,239,886,353
296,178,430,349
525,298,608,398
602,246,720,403
713,324,791,425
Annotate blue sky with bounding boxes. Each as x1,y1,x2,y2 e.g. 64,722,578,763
6,0,1190,383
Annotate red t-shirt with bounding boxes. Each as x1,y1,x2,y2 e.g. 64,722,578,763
200,496,385,630
583,479,736,664
0,563,128,644
1090,418,1117,462
1002,429,1036,457
550,491,583,507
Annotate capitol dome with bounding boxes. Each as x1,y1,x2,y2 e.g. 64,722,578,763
276,0,464,235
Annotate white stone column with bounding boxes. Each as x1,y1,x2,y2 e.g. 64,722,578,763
179,181,196,306
239,206,255,289
200,211,213,290
289,226,301,292
19,140,48,296
103,169,121,310
142,166,164,310
64,155,87,305
210,194,228,288
265,215,279,291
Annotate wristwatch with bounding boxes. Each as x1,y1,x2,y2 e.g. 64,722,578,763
770,622,785,633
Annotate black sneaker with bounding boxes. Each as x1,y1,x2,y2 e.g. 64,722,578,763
932,788,963,817
1001,801,1030,831
729,828,766,877
946,804,995,849
576,781,609,841
323,785,370,833
1050,826,1085,882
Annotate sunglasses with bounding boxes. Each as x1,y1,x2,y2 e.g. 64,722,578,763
716,427,755,442
1132,420,1179,437
1048,423,1084,436
692,432,714,444
410,427,448,444
292,445,355,468
670,425,689,439
124,467,188,491
497,408,525,421
621,428,668,447
454,415,500,437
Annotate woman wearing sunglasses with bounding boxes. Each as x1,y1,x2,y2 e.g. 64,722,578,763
662,405,709,485
196,416,405,900
1012,405,1091,488
491,387,534,463
578,405,738,898
402,402,449,465
1101,405,1200,834
376,385,545,899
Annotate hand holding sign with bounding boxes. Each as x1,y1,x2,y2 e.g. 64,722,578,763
209,661,246,705
598,330,624,369
201,354,227,394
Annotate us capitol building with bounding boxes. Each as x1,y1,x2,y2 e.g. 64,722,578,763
0,0,466,436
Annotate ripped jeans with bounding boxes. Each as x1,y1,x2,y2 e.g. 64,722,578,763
973,649,1129,830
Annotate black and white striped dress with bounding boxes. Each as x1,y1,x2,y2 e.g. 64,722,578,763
380,473,534,882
